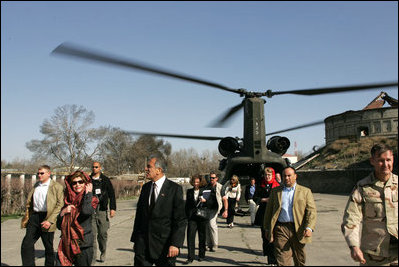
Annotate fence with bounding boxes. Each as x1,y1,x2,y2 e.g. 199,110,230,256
1,173,140,215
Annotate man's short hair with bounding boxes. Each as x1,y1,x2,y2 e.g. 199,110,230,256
39,165,51,172
149,156,167,173
371,144,393,158
282,166,297,175
92,161,102,167
210,171,218,177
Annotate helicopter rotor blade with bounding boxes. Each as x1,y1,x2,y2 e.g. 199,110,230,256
266,120,325,136
124,130,224,141
208,101,244,128
266,82,398,97
52,43,245,95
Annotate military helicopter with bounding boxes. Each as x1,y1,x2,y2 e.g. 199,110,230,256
52,43,398,184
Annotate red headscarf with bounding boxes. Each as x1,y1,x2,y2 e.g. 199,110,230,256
57,171,99,266
260,167,280,188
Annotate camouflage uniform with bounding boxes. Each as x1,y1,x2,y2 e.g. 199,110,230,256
342,172,398,266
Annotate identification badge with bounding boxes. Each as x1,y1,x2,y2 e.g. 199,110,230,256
95,188,101,195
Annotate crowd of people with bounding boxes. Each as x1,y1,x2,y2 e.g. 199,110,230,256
19,143,397,266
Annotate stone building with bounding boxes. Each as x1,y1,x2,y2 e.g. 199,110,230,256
324,92,398,145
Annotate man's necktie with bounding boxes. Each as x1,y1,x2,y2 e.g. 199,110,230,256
149,182,156,212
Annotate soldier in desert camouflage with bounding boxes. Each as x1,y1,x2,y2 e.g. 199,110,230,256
342,144,398,266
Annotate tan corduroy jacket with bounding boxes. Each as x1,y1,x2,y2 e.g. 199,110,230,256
21,179,64,232
264,184,317,244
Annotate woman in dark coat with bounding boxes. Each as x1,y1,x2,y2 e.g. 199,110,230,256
56,171,99,266
253,167,280,265
184,174,216,264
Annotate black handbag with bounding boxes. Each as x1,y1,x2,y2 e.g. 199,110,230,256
195,202,209,220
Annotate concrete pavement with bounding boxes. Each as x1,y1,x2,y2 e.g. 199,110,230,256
1,193,356,266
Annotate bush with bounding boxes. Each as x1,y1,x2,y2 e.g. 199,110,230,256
111,179,140,199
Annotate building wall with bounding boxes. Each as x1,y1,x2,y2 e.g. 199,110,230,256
297,169,373,194
324,107,398,144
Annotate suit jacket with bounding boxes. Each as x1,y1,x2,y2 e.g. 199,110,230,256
131,178,187,260
21,179,64,232
264,184,317,244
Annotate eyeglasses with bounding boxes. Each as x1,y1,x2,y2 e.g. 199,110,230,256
37,172,46,176
92,166,100,169
71,180,85,186
210,177,217,179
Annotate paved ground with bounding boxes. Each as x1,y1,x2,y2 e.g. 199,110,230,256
1,193,356,266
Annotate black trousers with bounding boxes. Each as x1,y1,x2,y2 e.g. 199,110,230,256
21,212,55,266
55,246,93,266
187,218,207,260
227,197,237,224
261,227,277,264
133,235,176,266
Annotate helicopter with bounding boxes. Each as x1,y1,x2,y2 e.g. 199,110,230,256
52,43,398,185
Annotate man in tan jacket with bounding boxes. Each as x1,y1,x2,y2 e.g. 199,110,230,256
342,144,398,266
21,165,64,266
264,167,317,266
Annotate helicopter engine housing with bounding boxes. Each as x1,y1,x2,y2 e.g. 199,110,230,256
218,137,240,157
267,136,290,155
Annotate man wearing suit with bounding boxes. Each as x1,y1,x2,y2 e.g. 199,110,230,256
21,165,64,266
264,167,317,266
131,156,187,266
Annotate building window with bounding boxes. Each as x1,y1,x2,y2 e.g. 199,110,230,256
358,127,369,137
373,122,381,133
383,121,392,132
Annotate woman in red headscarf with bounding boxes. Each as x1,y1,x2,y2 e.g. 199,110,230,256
254,167,280,265
56,171,99,266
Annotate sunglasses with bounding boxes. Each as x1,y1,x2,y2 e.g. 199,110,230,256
210,177,217,179
92,166,100,169
71,180,85,186
37,172,46,175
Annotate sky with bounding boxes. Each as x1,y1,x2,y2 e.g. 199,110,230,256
1,1,398,162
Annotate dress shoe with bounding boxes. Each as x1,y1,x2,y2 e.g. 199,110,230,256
99,253,106,262
184,259,193,264
198,257,205,262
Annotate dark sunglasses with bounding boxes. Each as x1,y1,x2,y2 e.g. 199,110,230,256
37,172,46,175
71,180,85,186
92,166,100,169
210,177,217,179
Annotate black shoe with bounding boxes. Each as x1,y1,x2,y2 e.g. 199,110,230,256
209,247,215,252
198,257,205,262
184,259,193,264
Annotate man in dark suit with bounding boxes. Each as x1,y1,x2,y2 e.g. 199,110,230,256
131,156,187,266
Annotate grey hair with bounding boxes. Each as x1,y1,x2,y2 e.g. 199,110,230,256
149,155,167,173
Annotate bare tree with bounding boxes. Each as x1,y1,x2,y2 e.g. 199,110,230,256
168,148,221,177
26,104,107,173
129,135,172,173
98,132,172,175
97,128,134,175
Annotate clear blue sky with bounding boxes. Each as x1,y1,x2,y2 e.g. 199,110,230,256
2,1,398,161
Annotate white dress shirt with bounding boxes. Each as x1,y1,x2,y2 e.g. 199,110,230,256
149,175,166,205
194,189,200,201
33,178,51,212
